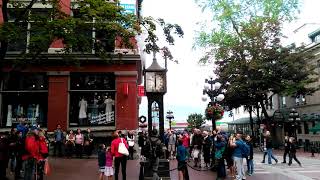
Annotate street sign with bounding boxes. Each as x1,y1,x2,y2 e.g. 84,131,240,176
120,0,136,14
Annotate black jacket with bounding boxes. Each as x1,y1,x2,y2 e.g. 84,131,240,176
192,134,203,149
284,139,289,151
288,142,298,153
246,141,254,160
98,149,106,167
265,137,273,149
202,136,212,153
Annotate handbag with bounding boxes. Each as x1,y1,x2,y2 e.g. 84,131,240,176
192,149,200,158
118,138,129,156
44,160,51,176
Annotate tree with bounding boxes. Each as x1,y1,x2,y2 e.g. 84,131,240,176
187,113,205,129
195,0,318,123
0,0,183,62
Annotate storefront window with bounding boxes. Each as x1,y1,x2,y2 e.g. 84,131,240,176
1,73,48,127
69,73,115,127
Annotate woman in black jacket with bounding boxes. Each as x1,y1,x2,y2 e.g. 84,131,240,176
288,137,301,167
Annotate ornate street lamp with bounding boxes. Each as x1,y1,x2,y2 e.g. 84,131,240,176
289,108,300,138
166,110,174,130
202,76,225,131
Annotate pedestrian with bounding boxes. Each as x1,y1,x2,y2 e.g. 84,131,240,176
0,132,9,180
145,129,163,180
168,131,177,160
202,131,212,168
8,128,17,174
53,124,64,157
177,139,189,180
15,130,24,180
65,130,75,158
105,146,114,180
127,131,135,160
265,131,278,165
245,135,254,176
37,129,49,180
288,137,302,167
84,128,94,158
111,131,129,180
138,131,145,158
226,135,235,178
98,144,106,180
282,136,290,163
191,129,203,168
182,131,190,161
215,134,226,180
75,129,84,158
22,126,41,180
230,132,246,180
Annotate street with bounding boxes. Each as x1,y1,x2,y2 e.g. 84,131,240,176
13,152,318,180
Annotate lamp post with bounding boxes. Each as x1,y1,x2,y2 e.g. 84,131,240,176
166,110,174,130
201,75,225,131
288,108,300,138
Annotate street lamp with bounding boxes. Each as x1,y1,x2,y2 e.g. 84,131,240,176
202,76,225,131
289,108,300,137
166,110,174,130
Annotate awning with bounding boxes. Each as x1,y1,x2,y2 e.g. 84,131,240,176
227,117,258,125
310,123,320,133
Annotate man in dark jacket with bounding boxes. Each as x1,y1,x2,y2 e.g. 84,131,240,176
191,129,203,167
0,132,9,180
15,131,24,180
282,136,290,163
245,135,254,176
145,129,163,180
202,131,212,168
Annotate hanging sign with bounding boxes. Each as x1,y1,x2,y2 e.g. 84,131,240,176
138,85,145,97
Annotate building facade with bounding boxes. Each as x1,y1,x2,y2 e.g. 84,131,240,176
0,0,143,134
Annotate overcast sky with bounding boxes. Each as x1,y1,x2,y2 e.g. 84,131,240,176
138,0,320,123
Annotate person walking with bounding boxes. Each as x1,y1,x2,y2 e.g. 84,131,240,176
75,129,84,158
215,134,226,180
65,130,75,158
98,144,106,180
177,139,189,180
111,131,129,180
288,137,302,167
230,132,246,180
53,124,64,157
37,129,49,180
265,131,278,165
127,131,135,160
245,135,254,176
282,136,290,163
14,130,24,180
8,128,17,174
202,131,212,168
22,126,41,180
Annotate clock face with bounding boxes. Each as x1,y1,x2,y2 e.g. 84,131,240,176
145,72,155,92
155,74,165,92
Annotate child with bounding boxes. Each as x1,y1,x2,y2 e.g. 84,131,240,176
105,146,114,180
245,135,254,176
98,144,106,180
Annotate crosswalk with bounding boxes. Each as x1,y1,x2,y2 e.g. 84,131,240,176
251,154,320,180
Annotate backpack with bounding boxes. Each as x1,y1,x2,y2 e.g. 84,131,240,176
145,137,162,159
240,141,250,158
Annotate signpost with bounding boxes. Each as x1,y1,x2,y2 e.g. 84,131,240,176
120,0,136,14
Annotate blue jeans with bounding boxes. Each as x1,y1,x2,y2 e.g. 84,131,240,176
246,159,254,174
267,148,277,164
23,158,36,180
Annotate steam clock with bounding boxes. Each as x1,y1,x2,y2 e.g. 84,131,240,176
144,55,167,139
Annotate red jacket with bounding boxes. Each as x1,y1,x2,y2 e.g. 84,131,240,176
22,134,41,161
111,137,129,158
39,136,48,160
182,135,190,148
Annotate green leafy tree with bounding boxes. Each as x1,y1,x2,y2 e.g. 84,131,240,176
195,0,318,122
187,113,205,129
0,0,183,62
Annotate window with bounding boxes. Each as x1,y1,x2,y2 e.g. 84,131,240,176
1,73,48,127
69,73,116,127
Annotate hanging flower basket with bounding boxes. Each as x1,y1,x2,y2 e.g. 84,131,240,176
205,104,224,120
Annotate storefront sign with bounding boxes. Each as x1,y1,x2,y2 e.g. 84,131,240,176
90,112,115,125
120,0,136,14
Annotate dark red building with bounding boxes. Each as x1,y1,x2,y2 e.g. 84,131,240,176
0,0,142,133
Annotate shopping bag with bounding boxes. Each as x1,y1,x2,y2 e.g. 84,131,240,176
118,138,129,156
192,149,200,158
44,160,51,176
